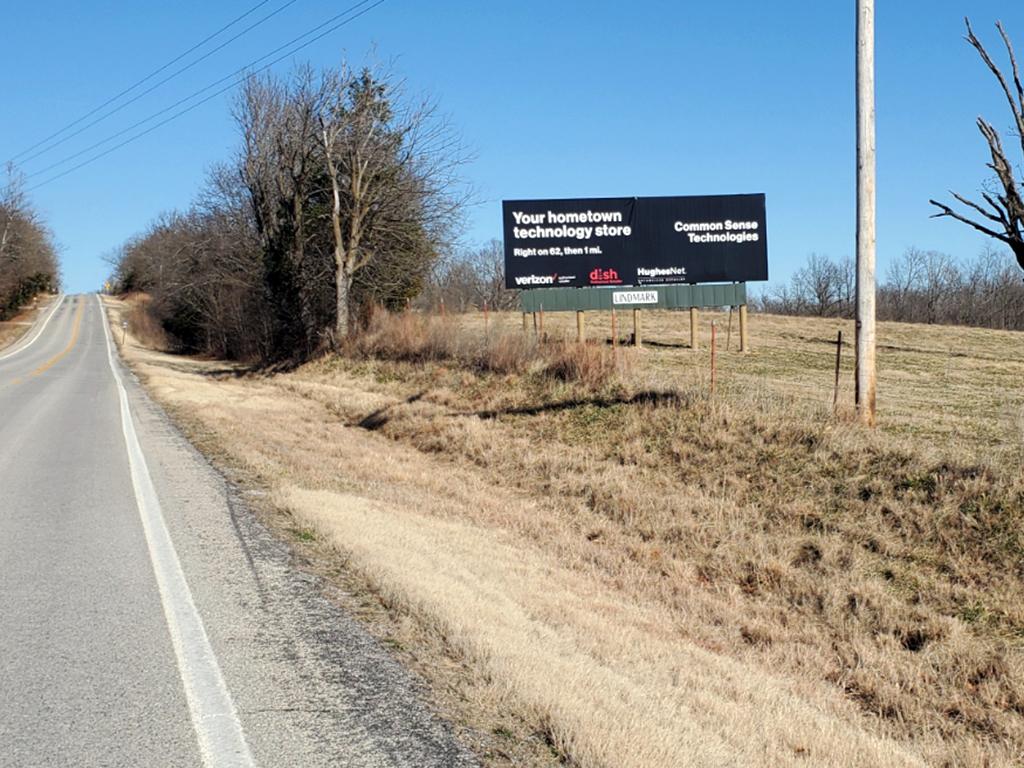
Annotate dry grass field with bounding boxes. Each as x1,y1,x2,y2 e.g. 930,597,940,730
0,294,53,351
108,296,1024,768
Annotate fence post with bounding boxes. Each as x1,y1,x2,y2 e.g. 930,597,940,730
484,300,490,336
611,309,618,349
633,308,642,347
833,330,843,414
726,306,734,351
539,303,545,341
523,312,529,333
690,306,700,350
710,320,717,394
576,310,585,344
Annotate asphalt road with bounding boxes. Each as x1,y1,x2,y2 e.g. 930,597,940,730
0,295,476,767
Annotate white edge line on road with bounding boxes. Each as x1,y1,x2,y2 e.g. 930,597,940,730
96,295,257,768
0,292,65,361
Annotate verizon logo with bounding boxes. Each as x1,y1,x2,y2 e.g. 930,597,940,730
514,275,555,286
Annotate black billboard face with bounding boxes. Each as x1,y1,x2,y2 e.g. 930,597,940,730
503,194,768,289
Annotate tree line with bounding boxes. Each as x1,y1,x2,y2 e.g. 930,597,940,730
0,173,60,320
111,62,466,362
756,246,1024,330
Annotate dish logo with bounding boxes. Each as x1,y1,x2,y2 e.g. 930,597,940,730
514,274,556,286
589,267,622,285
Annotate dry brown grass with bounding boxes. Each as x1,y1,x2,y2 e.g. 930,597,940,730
123,293,173,351
0,293,54,351
105,296,1024,768
352,310,632,387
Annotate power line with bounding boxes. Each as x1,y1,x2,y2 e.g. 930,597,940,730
26,0,378,181
14,0,304,166
28,0,386,192
11,0,277,162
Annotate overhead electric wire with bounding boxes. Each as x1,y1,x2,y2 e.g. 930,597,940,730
11,0,278,162
15,0,304,166
25,0,379,182
27,0,386,192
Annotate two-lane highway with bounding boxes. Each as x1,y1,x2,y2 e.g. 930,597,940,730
0,295,475,767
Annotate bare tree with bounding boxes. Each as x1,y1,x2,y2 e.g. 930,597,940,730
0,167,59,318
792,254,843,316
425,240,518,312
235,69,332,353
884,247,926,319
930,19,1024,272
110,59,468,362
319,64,466,338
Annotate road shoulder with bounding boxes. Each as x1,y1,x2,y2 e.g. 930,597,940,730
0,293,61,355
100,296,480,767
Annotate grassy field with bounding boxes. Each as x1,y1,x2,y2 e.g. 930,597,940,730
109,297,1024,768
461,307,1024,462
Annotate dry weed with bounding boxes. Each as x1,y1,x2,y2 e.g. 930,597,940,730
124,294,173,351
353,310,628,386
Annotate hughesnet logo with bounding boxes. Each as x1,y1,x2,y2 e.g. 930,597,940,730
589,267,622,285
514,274,556,286
637,266,687,278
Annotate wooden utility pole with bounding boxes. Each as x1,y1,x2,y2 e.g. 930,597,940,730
856,0,877,426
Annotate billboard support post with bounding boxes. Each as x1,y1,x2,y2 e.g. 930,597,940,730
633,309,642,347
576,311,585,344
690,307,700,351
611,309,618,349
739,304,749,353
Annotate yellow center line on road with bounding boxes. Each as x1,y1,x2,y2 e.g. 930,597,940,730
32,300,84,377
7,301,84,386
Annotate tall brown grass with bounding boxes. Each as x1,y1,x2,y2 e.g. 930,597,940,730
124,293,172,351
350,309,631,387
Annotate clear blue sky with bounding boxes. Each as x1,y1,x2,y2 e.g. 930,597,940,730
2,1,1022,293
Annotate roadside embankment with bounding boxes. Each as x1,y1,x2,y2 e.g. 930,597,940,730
0,293,59,353
105,296,1024,768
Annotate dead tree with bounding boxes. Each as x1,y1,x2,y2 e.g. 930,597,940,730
930,19,1024,271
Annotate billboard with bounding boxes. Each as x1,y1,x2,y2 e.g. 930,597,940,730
503,194,768,289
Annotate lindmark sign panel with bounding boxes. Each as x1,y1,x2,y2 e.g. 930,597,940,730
503,194,768,289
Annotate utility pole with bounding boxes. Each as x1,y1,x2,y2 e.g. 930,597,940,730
856,0,877,426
